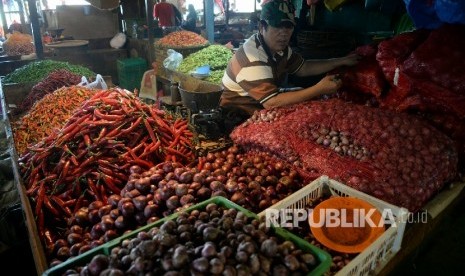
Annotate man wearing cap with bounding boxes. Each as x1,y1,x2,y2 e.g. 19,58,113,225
220,0,359,131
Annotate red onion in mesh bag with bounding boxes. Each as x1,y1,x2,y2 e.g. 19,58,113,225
231,99,458,212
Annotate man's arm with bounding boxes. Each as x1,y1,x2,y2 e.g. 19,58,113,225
262,75,341,109
295,54,359,77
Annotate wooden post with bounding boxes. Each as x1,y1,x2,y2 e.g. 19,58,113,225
27,0,44,59
205,0,214,43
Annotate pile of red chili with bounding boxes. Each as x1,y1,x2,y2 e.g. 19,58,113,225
15,69,83,114
13,86,97,155
155,30,209,48
19,88,194,241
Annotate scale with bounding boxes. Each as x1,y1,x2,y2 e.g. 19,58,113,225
161,70,226,140
47,28,65,40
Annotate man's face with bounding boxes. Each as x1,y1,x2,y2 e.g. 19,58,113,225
261,22,294,54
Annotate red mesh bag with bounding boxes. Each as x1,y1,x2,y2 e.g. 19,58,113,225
376,29,429,84
334,45,386,98
422,112,465,172
231,99,458,212
402,24,465,95
341,58,386,98
379,69,413,110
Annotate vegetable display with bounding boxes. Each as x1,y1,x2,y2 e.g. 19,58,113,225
64,203,321,275
2,60,95,84
19,88,195,258
177,45,233,84
12,86,97,155
155,30,209,48
14,69,84,115
231,98,458,212
2,32,35,56
45,146,306,265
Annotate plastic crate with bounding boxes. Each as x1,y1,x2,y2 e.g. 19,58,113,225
43,196,332,276
258,175,409,276
117,58,147,92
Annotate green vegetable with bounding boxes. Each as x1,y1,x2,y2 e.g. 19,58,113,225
205,70,226,84
2,60,95,84
177,45,233,84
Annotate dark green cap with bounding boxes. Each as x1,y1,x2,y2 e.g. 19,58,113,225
260,0,296,28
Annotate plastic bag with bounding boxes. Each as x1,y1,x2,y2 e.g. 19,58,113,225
404,0,465,29
78,74,108,90
435,0,465,25
163,49,183,71
110,32,127,49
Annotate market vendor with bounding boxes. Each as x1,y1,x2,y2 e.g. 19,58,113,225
219,0,359,132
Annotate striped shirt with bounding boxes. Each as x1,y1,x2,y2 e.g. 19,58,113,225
220,33,304,115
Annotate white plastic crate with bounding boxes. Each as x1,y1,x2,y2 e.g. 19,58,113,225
258,175,409,276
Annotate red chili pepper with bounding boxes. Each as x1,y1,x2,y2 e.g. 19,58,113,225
125,146,138,160
94,108,125,121
63,144,76,156
84,134,91,147
73,194,85,213
165,147,189,161
61,113,90,135
97,159,113,167
98,165,114,176
70,155,79,167
144,118,159,144
121,117,143,135
63,198,76,207
37,209,45,240
81,120,115,127
100,184,108,205
131,158,154,169
43,195,60,217
101,97,120,106
139,140,161,159
197,156,205,170
105,123,127,138
111,171,128,182
73,178,82,197
96,127,108,142
130,136,149,154
180,135,192,145
26,185,40,197
169,125,189,148
127,129,145,148
56,160,71,184
79,155,96,169
102,174,122,195
26,173,40,195
51,195,72,217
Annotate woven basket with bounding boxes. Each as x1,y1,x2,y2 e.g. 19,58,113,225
154,43,209,79
296,30,356,59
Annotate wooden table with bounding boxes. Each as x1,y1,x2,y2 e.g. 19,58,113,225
378,182,465,275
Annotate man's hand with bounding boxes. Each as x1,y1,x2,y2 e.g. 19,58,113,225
315,74,342,96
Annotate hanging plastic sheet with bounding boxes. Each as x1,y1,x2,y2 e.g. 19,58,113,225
404,0,465,29
435,0,465,24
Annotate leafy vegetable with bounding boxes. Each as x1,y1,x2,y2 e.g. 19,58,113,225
177,45,233,84
205,70,226,84
2,60,95,84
